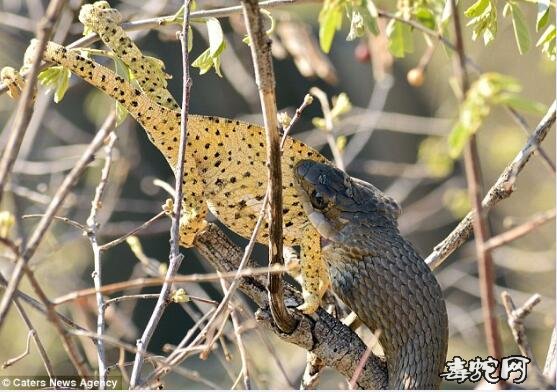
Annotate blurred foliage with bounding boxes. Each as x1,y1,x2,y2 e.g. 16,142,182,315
418,136,454,177
442,187,471,219
0,211,15,238
311,92,352,129
448,73,545,157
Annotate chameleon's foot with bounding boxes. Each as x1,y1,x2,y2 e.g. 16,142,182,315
162,198,207,248
297,292,321,314
1,67,25,99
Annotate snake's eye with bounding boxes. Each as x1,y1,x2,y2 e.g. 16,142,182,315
310,190,327,210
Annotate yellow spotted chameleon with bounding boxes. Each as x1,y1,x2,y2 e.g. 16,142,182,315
1,1,332,313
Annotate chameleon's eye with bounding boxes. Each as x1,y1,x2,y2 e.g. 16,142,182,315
310,190,327,210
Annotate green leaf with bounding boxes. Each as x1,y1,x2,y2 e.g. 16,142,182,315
192,43,225,77
508,3,531,54
188,25,193,52
54,68,71,103
330,92,352,118
347,8,366,41
386,19,413,58
38,66,71,103
312,117,327,129
448,73,537,157
496,93,546,114
537,0,550,32
413,6,436,30
464,0,489,18
465,0,497,45
366,0,378,18
441,0,454,25
192,18,226,76
536,24,556,60
318,0,343,53
363,1,379,35
206,17,224,56
448,123,470,158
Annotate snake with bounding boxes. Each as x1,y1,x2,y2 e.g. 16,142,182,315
293,159,448,389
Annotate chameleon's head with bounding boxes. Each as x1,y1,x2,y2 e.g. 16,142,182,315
293,159,401,241
79,1,121,26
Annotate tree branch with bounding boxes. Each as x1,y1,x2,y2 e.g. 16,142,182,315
426,101,556,269
450,0,502,364
194,223,389,389
241,0,296,333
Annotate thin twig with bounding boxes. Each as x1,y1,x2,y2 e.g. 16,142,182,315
451,0,502,365
501,292,541,364
544,328,556,382
12,299,54,377
52,264,294,306
301,352,323,389
483,209,556,251
309,87,345,170
426,100,556,269
99,210,166,251
221,279,251,390
0,275,89,332
86,131,117,384
129,0,193,385
0,113,117,376
0,0,66,202
348,329,381,389
0,113,116,324
68,329,223,389
2,330,33,369
241,0,296,334
22,214,86,231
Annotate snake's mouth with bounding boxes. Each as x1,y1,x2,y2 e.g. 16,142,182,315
320,236,331,249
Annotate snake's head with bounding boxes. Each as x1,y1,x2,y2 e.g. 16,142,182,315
293,159,401,241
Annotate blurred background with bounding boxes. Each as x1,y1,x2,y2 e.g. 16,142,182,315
0,0,555,389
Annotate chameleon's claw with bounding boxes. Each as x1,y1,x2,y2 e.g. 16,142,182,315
297,292,321,314
1,67,26,99
162,198,207,248
162,198,174,215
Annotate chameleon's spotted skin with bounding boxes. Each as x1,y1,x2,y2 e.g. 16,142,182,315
4,32,330,312
79,1,179,110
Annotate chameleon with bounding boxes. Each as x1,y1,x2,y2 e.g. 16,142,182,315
0,2,331,314
293,159,449,389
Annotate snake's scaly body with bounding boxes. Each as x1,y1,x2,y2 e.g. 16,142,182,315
294,160,448,389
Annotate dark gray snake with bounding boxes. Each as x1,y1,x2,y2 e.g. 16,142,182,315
293,160,448,389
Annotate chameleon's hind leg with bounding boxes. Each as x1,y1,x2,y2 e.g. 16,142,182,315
297,226,325,314
163,158,208,248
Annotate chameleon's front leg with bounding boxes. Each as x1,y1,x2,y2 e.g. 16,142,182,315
164,158,208,248
297,226,327,314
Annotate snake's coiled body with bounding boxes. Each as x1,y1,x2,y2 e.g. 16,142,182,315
293,160,448,389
